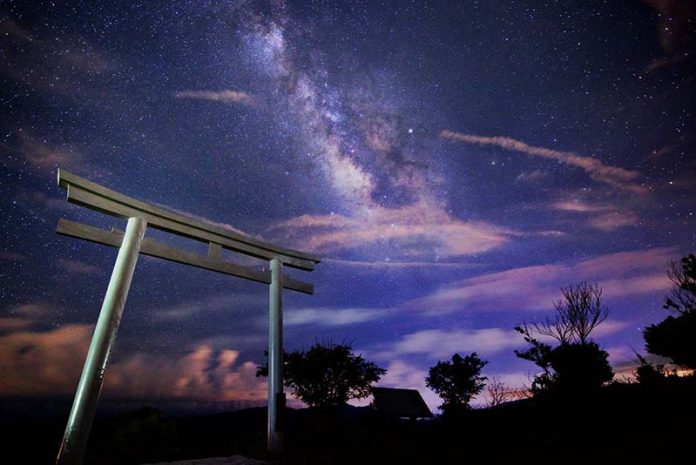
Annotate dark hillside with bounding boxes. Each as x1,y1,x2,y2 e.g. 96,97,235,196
3,377,695,464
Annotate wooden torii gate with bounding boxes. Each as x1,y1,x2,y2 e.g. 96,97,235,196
53,169,320,465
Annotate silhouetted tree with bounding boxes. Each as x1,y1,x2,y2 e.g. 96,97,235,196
256,342,386,408
514,325,555,392
486,376,512,407
426,353,487,414
547,341,613,391
644,254,696,369
515,283,613,395
634,353,668,386
644,312,696,369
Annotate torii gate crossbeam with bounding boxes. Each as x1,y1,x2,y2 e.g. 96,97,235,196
53,169,320,465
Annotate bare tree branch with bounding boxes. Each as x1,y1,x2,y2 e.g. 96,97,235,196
486,376,512,407
526,282,608,344
664,254,696,314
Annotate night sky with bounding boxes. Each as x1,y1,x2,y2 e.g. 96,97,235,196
1,1,694,411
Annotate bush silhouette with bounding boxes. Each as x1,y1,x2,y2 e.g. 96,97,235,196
547,341,613,391
635,353,668,386
256,342,386,408
426,352,487,414
644,311,696,369
644,253,696,370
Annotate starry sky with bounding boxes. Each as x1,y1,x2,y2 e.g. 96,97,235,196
1,1,694,411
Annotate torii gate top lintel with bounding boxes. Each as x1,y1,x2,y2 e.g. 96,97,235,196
55,169,320,294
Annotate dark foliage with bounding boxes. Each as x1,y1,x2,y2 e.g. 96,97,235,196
634,353,668,387
547,342,613,391
644,311,696,369
256,342,386,408
515,327,613,394
514,325,555,392
426,352,487,414
643,253,696,369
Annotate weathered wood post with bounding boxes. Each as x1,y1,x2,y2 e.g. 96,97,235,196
267,257,284,455
56,217,147,465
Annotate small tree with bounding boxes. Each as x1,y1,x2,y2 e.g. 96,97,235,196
644,254,696,370
486,376,512,407
256,342,386,408
514,325,554,393
546,341,613,391
634,353,668,386
515,283,613,395
426,353,487,414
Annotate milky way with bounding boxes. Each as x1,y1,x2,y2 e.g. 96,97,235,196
1,1,694,410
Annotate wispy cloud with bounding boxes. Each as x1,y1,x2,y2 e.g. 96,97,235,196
268,199,514,259
10,303,56,320
440,130,645,193
515,169,547,183
323,258,480,270
373,327,524,360
551,200,610,213
17,132,82,171
1,130,103,182
58,259,101,275
589,211,640,231
551,200,639,231
285,307,389,327
174,89,256,107
155,294,263,322
404,248,675,314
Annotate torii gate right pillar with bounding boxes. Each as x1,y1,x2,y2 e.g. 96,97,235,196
267,257,284,455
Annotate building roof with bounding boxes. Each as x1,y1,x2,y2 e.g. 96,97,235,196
371,387,432,418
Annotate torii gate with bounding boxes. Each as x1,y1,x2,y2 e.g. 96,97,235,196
53,169,320,465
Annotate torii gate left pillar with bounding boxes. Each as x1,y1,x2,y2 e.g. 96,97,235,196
56,217,146,465
52,169,320,465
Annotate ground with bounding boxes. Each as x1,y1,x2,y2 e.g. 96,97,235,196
147,456,273,465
